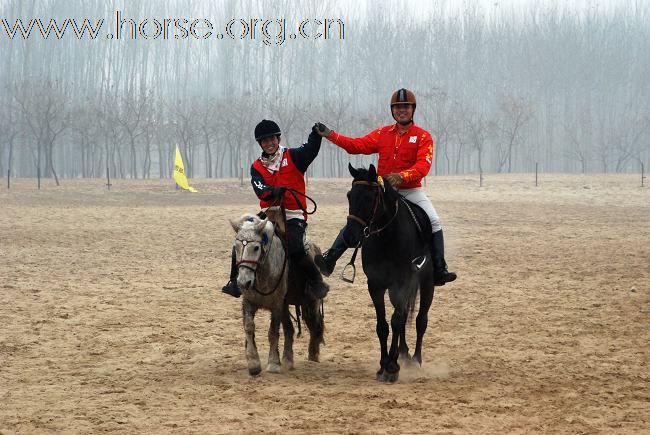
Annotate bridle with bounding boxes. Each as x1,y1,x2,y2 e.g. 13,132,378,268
347,180,399,239
339,178,400,284
235,238,269,272
235,231,287,296
232,187,318,297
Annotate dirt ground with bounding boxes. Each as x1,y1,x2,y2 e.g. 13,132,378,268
1,174,648,434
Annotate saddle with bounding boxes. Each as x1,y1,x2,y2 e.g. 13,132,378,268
397,197,432,271
398,197,432,237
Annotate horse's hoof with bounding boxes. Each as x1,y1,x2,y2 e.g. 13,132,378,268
412,355,423,367
376,368,384,380
399,354,417,367
282,358,294,370
248,365,262,377
266,363,281,374
378,370,399,383
308,353,319,362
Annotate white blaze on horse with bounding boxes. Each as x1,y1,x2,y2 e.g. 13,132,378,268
230,213,324,376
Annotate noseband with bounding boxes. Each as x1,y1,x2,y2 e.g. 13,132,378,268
235,238,267,272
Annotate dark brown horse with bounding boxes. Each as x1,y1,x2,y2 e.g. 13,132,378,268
343,164,435,382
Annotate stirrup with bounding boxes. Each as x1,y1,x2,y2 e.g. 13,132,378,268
341,263,356,283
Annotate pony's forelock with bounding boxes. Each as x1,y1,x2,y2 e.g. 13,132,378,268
238,213,260,229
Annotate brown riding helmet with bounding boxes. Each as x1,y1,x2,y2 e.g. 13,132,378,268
390,88,417,108
390,88,416,123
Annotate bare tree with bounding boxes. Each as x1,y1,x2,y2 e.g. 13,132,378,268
116,90,151,178
0,99,20,183
494,95,534,173
13,81,69,186
463,107,491,185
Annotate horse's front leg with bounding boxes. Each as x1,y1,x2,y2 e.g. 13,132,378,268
413,286,435,366
378,304,407,383
398,328,412,364
368,282,389,379
266,306,283,373
242,300,261,376
281,304,295,370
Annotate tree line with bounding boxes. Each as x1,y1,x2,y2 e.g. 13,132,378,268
1,0,648,183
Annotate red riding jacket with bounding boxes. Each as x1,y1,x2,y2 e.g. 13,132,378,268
252,149,307,218
328,123,434,189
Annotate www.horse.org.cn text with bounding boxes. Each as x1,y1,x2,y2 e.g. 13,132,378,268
1,11,346,46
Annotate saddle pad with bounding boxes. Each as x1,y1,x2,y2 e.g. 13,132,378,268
400,197,432,237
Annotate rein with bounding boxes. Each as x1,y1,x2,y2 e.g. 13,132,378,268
284,187,318,216
341,179,400,283
347,180,400,238
236,231,287,297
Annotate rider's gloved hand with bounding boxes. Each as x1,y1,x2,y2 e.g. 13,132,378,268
384,173,404,188
313,122,332,137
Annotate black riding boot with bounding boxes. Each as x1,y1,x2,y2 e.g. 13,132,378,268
315,227,348,277
294,254,330,300
221,248,241,298
431,230,457,286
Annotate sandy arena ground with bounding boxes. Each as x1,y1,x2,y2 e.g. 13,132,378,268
1,174,648,434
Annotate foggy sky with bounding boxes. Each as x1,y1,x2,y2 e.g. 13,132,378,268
0,0,648,180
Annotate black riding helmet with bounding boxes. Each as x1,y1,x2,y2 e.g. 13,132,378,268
254,119,281,142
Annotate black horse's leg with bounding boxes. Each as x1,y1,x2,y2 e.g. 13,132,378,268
368,282,389,378
413,286,435,366
381,301,407,383
398,328,411,363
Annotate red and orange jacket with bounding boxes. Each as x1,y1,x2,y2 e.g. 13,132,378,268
250,130,322,220
328,123,434,189
252,149,307,218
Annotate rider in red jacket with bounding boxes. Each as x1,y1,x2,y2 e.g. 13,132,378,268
326,121,434,189
315,88,457,286
222,120,329,300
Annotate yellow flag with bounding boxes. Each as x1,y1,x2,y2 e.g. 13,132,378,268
173,145,198,192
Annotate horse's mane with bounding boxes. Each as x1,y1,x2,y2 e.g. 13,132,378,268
350,165,400,202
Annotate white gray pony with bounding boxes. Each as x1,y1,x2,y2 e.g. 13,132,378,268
230,213,325,376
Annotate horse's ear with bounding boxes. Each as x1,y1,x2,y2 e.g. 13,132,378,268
369,164,377,181
230,218,242,233
261,220,274,244
254,218,268,233
348,163,359,179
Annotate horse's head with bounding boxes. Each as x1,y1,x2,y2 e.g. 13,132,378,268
343,163,393,246
230,213,275,291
